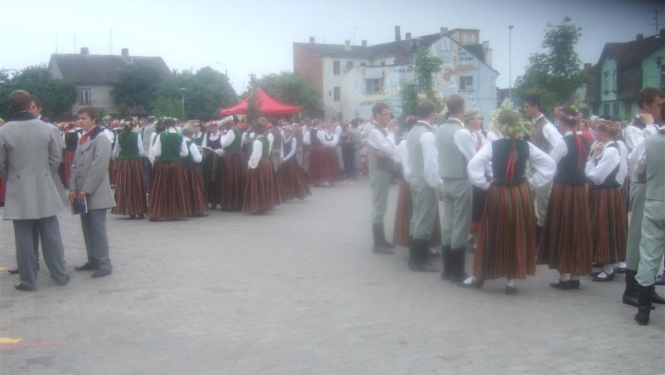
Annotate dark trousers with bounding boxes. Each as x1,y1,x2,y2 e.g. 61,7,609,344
342,146,355,178
80,209,112,271
14,216,68,289
141,156,151,192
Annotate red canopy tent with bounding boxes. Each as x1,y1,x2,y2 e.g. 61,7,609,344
219,87,300,115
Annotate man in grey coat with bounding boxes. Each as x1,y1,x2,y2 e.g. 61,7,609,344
0,90,70,291
69,106,116,278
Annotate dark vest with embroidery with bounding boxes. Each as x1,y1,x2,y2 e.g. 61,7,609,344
182,140,195,167
592,144,621,189
554,134,589,185
206,132,222,150
491,139,530,185
310,129,322,146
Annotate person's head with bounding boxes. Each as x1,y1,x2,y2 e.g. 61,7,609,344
350,118,359,129
0,118,4,127
28,95,42,117
637,87,665,120
372,102,391,125
111,119,121,129
77,106,100,131
208,121,219,134
660,102,665,125
283,125,293,137
255,117,269,134
163,118,176,128
554,106,579,132
463,109,483,132
416,100,437,123
522,93,542,119
121,117,135,135
9,90,32,113
139,118,147,127
182,125,195,138
446,94,465,118
594,120,620,142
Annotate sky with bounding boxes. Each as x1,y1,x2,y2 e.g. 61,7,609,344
1,0,664,95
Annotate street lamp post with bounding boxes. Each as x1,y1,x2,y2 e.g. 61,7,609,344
408,38,422,98
509,25,514,103
179,87,186,119
214,61,228,76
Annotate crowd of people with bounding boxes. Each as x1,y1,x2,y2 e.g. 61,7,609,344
364,89,665,327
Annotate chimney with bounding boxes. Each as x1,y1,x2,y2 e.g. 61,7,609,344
80,47,89,55
395,25,401,42
344,40,351,51
660,28,665,38
406,32,412,40
482,41,492,67
361,40,367,48
121,48,129,58
637,34,643,40
440,27,448,35
309,37,315,44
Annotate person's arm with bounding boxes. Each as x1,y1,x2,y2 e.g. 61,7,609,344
367,128,397,157
467,143,492,190
179,137,189,158
0,132,8,180
630,140,647,176
48,127,62,173
152,134,162,158
303,131,311,145
81,136,112,194
137,134,145,157
248,140,262,169
586,146,620,185
624,126,642,151
421,132,442,189
189,142,202,163
284,138,297,161
543,122,563,150
453,128,477,162
527,143,557,188
221,129,236,148
548,138,568,165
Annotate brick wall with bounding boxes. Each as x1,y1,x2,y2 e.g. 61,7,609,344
293,44,323,102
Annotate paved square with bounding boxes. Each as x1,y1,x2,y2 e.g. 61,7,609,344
1,179,663,375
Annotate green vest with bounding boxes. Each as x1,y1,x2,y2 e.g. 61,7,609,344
282,136,293,157
118,131,140,160
258,136,270,159
645,132,665,202
407,123,429,184
156,131,184,163
182,140,195,167
436,120,466,178
224,128,243,152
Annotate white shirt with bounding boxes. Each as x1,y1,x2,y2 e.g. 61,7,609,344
103,128,115,143
281,136,297,161
585,140,622,186
112,132,145,158
151,128,189,161
629,139,647,178
302,129,311,146
453,127,478,164
533,114,562,151
184,136,202,163
468,140,556,190
486,130,502,142
406,121,442,189
201,132,224,156
221,129,237,149
367,122,398,159
624,116,646,151
396,133,410,178
320,131,338,148
248,137,265,169
267,132,275,154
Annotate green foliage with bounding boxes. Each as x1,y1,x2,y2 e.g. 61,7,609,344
398,48,444,121
112,64,166,114
157,66,237,120
399,82,418,121
0,65,77,119
245,72,321,118
152,96,182,118
514,17,591,114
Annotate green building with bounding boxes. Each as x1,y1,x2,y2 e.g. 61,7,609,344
586,30,665,119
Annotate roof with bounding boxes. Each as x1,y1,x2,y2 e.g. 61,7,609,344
602,35,665,66
48,54,171,85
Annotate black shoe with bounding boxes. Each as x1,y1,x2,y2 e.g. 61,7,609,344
409,260,438,272
655,273,665,286
652,287,665,305
92,268,112,278
14,283,36,292
456,279,483,289
617,267,627,274
74,262,99,271
504,285,518,295
623,269,639,307
591,271,615,282
440,246,451,281
55,275,70,286
449,248,468,283
569,280,580,290
550,280,571,290
373,223,395,249
7,268,19,275
372,245,394,255
635,284,653,326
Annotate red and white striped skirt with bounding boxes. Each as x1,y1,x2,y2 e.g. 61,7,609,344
112,158,147,216
148,161,191,220
589,187,627,264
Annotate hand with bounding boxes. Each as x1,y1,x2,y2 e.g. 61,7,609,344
279,157,285,164
591,143,604,159
638,113,654,125
488,178,496,186
387,120,396,132
68,190,77,203
78,191,88,202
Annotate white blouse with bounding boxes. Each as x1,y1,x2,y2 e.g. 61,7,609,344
281,136,297,161
585,140,622,186
405,121,442,189
248,138,265,169
112,132,144,158
151,128,189,162
184,136,202,163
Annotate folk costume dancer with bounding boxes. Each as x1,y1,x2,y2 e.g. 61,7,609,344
537,107,592,290
406,101,442,272
149,118,191,221
0,90,70,291
367,103,399,254
459,108,556,294
201,122,225,209
181,125,208,217
243,118,280,214
277,125,311,202
323,123,341,183
307,120,333,186
301,120,312,173
220,116,247,211
138,116,156,191
62,123,79,189
436,96,477,283
0,118,5,207
523,93,562,242
585,120,628,282
70,106,116,278
633,126,665,325
111,119,147,219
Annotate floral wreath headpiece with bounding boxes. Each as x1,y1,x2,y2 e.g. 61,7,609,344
489,107,533,138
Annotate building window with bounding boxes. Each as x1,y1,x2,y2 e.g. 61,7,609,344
78,88,91,105
603,103,610,116
365,79,381,94
333,61,340,75
459,76,474,91
380,61,385,66
360,62,367,67
613,70,617,91
603,71,609,92
346,61,354,71
334,87,340,102
613,102,620,117
625,102,632,116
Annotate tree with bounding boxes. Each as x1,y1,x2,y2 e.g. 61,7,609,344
514,17,591,113
152,96,183,118
248,72,321,118
0,65,77,119
157,67,237,120
112,64,166,114
398,48,443,121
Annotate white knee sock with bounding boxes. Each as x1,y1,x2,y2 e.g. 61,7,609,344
603,264,614,274
507,279,515,287
462,276,475,284
560,273,571,281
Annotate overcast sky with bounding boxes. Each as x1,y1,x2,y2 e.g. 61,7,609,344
1,0,664,94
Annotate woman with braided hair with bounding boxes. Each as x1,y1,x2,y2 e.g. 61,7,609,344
111,117,147,219
537,107,592,290
458,108,556,294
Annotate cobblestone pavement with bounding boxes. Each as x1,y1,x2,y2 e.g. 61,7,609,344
1,179,663,375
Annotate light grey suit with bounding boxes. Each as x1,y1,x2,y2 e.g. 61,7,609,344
70,126,116,272
0,114,69,289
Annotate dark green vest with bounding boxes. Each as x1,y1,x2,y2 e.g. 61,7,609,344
258,136,270,159
224,128,243,152
156,131,184,163
182,140,195,167
193,133,205,147
282,136,293,157
118,131,140,160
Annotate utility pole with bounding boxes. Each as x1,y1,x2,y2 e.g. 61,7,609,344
509,25,514,102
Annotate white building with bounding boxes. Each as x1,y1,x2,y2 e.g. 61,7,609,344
294,27,499,122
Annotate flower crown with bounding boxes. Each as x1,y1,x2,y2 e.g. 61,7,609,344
553,107,579,125
489,107,533,138
595,120,621,136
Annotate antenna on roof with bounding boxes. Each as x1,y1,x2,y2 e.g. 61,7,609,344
654,9,660,37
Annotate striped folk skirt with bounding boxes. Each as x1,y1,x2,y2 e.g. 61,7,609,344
589,187,627,264
393,178,440,247
184,165,208,217
307,146,332,184
0,177,5,204
243,158,281,213
148,161,191,220
324,147,341,180
63,150,75,188
202,153,223,207
537,183,592,275
109,159,117,186
473,181,536,281
220,151,247,210
112,158,147,216
277,157,311,202
471,185,487,233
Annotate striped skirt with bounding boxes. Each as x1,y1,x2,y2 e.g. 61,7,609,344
325,147,341,180
589,187,627,264
243,158,280,213
148,161,191,220
471,185,487,233
0,177,5,204
112,158,147,216
307,146,332,184
393,178,441,247
63,150,75,188
202,153,223,207
184,165,208,216
537,183,592,275
277,157,311,202
473,181,536,281
109,159,117,185
220,151,247,210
